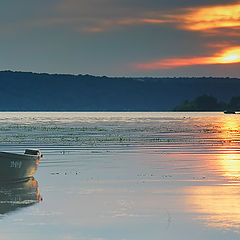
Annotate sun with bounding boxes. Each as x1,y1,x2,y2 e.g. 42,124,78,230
221,54,239,63
219,48,240,64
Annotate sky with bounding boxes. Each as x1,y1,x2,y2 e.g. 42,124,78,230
1,0,240,77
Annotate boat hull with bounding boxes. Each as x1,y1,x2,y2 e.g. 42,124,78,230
224,110,236,114
0,152,39,182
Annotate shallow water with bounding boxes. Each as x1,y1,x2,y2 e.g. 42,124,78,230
0,112,240,239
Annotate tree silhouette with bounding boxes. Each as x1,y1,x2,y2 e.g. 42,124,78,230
228,96,240,111
173,94,227,111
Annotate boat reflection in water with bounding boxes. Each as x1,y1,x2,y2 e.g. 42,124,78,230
0,177,42,216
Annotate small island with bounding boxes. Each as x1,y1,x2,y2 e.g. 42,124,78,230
173,94,240,112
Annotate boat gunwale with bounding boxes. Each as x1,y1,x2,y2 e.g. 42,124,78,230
0,151,40,160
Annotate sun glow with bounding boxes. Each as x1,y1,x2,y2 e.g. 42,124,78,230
219,48,240,64
221,54,239,63
134,47,240,70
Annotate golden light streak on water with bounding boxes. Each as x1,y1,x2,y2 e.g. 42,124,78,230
185,185,240,231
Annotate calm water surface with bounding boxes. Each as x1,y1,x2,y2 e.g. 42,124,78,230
0,112,240,239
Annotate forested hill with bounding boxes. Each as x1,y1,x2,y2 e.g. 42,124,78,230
0,71,239,111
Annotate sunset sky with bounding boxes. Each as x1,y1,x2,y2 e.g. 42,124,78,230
1,0,240,77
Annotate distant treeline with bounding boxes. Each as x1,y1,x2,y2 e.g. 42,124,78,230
0,71,239,111
173,94,240,111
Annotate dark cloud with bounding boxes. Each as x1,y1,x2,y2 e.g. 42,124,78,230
0,0,240,77
56,0,238,17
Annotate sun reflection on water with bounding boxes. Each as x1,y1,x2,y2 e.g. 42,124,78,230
217,150,240,179
186,185,240,231
185,149,240,231
217,116,240,142
216,117,240,178
185,116,240,231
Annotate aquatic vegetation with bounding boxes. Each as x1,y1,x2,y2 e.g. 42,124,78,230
0,112,240,240
0,112,237,150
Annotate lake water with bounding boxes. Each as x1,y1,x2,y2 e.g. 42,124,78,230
0,112,240,240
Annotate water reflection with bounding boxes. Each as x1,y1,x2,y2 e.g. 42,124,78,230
186,122,240,232
218,149,240,179
217,115,240,143
0,178,42,216
214,116,240,179
186,184,240,231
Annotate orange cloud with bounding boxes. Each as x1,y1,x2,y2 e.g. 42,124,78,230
80,27,105,33
34,1,240,34
80,2,240,33
37,1,240,34
134,47,240,70
176,3,240,31
78,17,170,32
78,1,240,33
